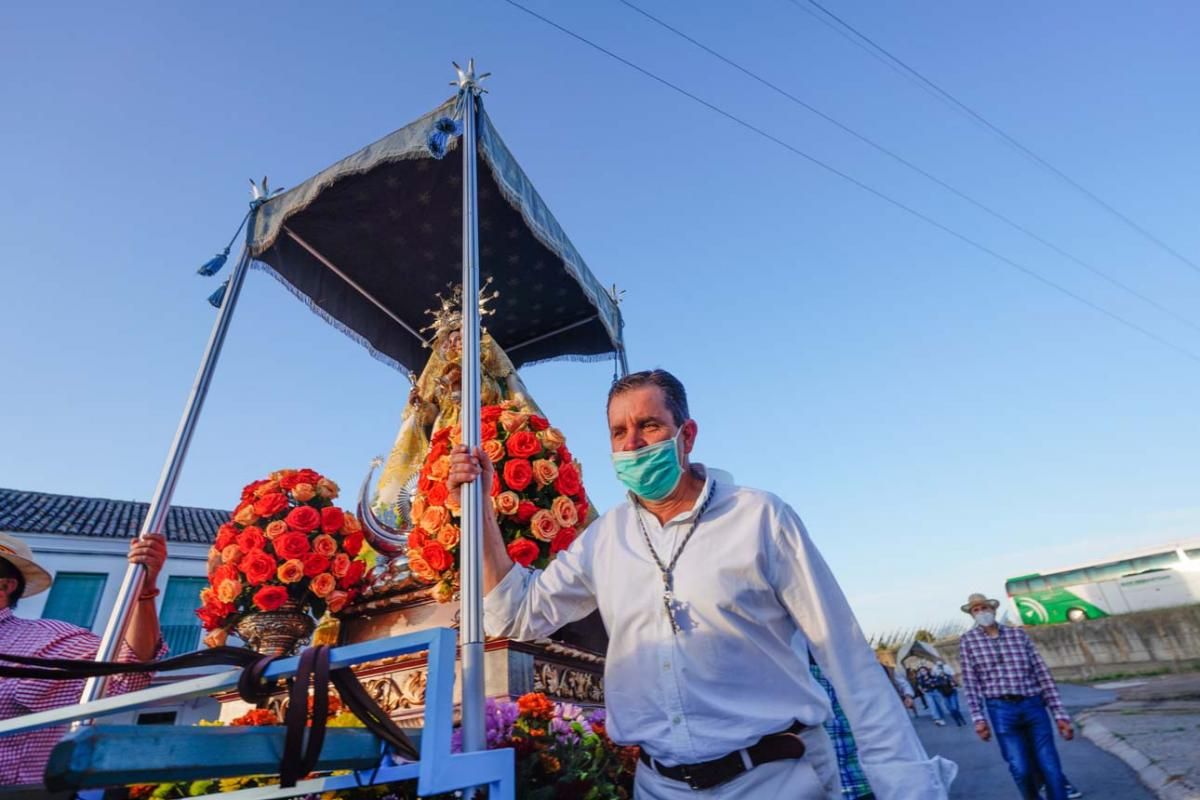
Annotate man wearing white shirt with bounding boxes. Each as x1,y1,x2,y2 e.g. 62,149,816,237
448,369,954,799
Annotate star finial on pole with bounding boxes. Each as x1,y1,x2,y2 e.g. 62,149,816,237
452,58,490,96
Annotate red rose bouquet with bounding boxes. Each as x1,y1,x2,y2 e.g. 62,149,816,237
406,403,590,601
197,468,368,643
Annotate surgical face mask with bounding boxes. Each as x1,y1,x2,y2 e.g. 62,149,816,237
611,429,684,501
973,610,996,627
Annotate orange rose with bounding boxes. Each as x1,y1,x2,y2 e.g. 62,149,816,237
199,587,216,606
407,552,434,580
481,439,505,464
331,553,351,579
216,578,242,603
327,590,350,613
252,479,280,498
277,559,304,584
312,534,337,558
540,427,566,452
316,477,339,500
410,496,428,523
499,410,529,433
551,495,578,528
530,510,560,542
310,572,336,598
265,520,289,539
429,455,451,481
437,524,460,549
532,459,559,487
291,483,316,502
204,629,229,648
233,503,258,526
341,511,361,534
494,491,520,516
221,544,243,565
444,488,461,513
420,506,448,533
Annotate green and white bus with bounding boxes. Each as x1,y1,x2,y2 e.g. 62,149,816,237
1006,540,1200,625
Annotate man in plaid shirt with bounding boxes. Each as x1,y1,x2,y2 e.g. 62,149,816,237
0,532,168,786
958,592,1074,800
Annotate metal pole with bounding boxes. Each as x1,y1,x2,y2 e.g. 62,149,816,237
79,208,258,706
456,60,487,761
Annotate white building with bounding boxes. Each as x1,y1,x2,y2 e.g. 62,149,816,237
0,487,227,726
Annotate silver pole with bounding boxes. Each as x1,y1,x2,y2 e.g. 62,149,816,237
79,209,258,706
455,60,487,761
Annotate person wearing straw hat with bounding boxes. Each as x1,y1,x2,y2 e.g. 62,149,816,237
0,532,168,786
451,369,956,799
958,592,1074,800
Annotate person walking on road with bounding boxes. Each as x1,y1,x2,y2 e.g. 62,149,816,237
914,666,948,727
958,592,1075,800
932,663,966,727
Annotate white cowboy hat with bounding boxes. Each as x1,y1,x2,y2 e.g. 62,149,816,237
960,592,1000,614
0,533,53,597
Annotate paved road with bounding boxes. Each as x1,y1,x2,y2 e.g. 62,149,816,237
912,684,1154,799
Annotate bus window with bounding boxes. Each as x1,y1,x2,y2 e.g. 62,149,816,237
1185,548,1200,560
1006,579,1029,595
1027,577,1050,591
1051,569,1087,588
1130,552,1179,572
1087,561,1130,582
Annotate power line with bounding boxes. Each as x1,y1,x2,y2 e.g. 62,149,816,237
499,0,1200,365
618,0,1200,335
793,0,1200,278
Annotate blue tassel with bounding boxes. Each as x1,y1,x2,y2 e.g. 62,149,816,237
427,131,449,160
434,116,462,137
207,279,230,308
197,247,230,276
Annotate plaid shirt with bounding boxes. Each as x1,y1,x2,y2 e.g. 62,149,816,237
0,608,162,785
810,660,873,799
958,624,1068,724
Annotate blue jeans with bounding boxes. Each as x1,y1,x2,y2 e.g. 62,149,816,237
944,690,967,725
925,689,947,720
986,697,1067,800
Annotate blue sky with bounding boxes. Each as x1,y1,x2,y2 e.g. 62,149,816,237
2,1,1198,636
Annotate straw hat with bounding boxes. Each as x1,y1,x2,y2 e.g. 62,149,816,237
960,592,1000,614
0,533,53,597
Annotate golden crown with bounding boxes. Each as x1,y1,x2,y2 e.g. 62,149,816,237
421,279,501,342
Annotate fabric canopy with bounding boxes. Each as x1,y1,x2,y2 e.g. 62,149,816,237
249,96,624,375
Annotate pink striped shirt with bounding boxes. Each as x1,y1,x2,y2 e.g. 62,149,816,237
0,607,163,786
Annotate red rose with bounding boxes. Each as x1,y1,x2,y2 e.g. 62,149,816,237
331,553,351,578
515,501,537,524
575,498,589,520
481,422,498,441
215,523,238,550
506,538,540,567
339,559,366,589
558,446,573,465
408,528,429,550
343,532,364,557
422,543,453,573
481,406,503,424
427,482,449,507
529,415,550,432
428,441,449,462
240,549,277,586
279,468,321,491
320,507,345,534
253,492,289,518
252,585,289,612
431,425,452,445
285,506,321,533
301,552,330,577
503,459,533,492
236,526,265,553
241,479,270,501
491,474,501,497
274,531,310,560
418,471,434,493
505,431,541,459
554,463,581,496
550,527,577,554
196,602,233,630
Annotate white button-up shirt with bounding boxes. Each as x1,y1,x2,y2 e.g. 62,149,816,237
485,466,955,799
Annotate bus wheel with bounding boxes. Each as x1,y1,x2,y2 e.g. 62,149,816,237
1066,607,1088,622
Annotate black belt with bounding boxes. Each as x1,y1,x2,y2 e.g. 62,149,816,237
638,721,807,790
991,694,1033,703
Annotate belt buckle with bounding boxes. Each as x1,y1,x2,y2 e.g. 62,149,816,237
679,765,700,790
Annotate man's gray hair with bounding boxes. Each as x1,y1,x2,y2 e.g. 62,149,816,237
607,369,690,426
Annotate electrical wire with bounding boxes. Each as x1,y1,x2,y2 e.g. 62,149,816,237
618,0,1200,334
793,0,1200,278
499,0,1200,365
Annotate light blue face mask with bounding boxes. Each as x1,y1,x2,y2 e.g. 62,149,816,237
611,429,684,501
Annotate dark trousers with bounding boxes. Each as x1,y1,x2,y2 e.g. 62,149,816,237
986,697,1067,800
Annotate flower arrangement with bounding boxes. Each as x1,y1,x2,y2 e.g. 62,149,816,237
197,468,368,644
405,402,590,602
128,692,634,800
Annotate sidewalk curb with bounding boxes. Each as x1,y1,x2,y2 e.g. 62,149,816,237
1077,711,1200,800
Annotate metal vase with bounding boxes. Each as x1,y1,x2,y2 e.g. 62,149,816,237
233,599,316,656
